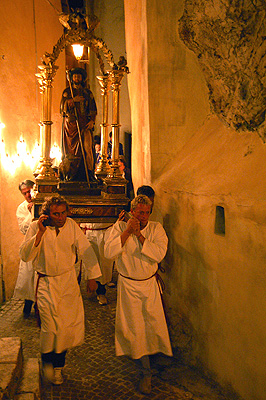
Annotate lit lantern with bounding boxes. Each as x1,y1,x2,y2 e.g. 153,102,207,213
72,44,84,60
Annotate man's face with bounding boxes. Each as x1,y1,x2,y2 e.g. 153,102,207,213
49,204,68,228
72,73,83,85
131,203,151,229
21,186,32,203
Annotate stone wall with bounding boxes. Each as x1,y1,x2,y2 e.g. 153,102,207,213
179,0,266,139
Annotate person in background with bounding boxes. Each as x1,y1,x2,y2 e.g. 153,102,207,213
137,185,155,210
20,196,101,385
119,185,155,222
104,195,172,394
118,155,134,201
94,135,101,165
107,131,124,164
80,221,114,305
13,179,36,318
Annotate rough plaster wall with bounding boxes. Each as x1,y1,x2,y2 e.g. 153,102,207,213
147,0,210,181
0,0,65,299
179,0,266,140
155,116,266,400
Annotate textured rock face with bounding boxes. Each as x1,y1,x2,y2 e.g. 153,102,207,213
179,0,266,140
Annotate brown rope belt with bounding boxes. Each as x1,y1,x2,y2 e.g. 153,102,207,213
119,269,165,294
119,271,157,281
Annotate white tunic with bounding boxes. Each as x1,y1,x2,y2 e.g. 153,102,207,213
20,218,101,353
80,222,113,284
13,200,35,301
104,220,173,359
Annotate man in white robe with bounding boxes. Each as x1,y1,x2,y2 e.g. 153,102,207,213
104,194,172,394
14,179,36,317
20,196,101,385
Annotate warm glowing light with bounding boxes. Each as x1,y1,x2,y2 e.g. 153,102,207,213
31,141,41,160
0,122,6,157
50,143,62,166
17,135,27,158
0,121,5,142
72,44,84,60
0,122,62,175
0,139,5,157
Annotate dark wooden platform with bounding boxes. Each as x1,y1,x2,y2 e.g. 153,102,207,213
33,179,130,224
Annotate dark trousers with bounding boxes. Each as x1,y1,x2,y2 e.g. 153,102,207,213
23,300,33,315
41,350,67,368
96,281,106,295
134,355,152,377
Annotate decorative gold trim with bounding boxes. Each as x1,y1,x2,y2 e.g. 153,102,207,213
70,207,94,215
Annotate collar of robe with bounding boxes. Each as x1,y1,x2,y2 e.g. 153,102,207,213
47,225,60,236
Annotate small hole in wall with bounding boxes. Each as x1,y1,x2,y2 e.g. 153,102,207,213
215,206,225,235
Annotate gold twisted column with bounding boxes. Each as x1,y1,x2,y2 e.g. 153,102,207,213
108,69,125,179
35,64,58,182
33,65,59,203
102,69,128,199
95,74,111,179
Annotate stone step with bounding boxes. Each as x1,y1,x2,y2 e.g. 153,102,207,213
0,337,23,400
15,358,40,400
0,338,40,400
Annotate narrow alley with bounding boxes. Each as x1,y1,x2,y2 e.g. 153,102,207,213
0,276,238,400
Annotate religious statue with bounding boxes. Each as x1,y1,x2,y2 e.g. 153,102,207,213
59,67,97,182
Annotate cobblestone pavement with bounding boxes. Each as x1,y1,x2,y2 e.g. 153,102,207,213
0,279,233,400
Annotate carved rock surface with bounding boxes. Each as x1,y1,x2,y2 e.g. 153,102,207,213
179,0,266,139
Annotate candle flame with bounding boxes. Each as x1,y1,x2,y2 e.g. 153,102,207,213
0,121,62,175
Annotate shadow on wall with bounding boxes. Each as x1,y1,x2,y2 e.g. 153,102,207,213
162,197,194,361
162,195,219,365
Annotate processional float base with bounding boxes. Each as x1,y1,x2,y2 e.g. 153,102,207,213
33,180,130,224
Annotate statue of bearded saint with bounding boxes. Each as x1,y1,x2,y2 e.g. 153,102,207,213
59,67,97,182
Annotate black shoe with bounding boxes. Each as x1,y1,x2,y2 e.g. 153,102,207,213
139,375,151,394
23,300,33,318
